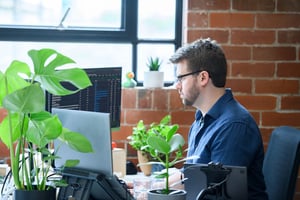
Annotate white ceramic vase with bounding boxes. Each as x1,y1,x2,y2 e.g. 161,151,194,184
144,71,164,88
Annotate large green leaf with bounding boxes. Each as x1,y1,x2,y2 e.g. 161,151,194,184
27,49,92,96
64,159,80,167
39,68,92,96
3,84,44,113
59,128,93,153
160,115,171,125
0,61,31,107
28,48,75,74
147,135,170,154
26,113,63,147
0,113,28,148
165,124,178,142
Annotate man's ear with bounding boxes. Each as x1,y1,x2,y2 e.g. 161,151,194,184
199,71,210,83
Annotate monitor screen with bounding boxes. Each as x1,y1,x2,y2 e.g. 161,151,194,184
52,108,134,200
184,163,248,200
46,67,122,129
52,108,113,175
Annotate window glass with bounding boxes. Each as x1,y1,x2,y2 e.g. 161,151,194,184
0,0,182,86
137,44,176,82
138,0,176,39
0,42,132,80
0,0,122,28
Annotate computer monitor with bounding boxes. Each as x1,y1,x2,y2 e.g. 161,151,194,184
46,67,122,129
184,163,248,200
52,108,134,200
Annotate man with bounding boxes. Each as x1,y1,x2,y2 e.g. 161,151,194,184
169,38,268,199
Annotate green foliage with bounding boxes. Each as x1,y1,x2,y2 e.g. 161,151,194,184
146,56,162,71
0,48,93,191
129,115,186,194
128,115,171,160
146,117,185,194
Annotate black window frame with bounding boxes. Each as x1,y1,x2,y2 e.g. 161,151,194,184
0,0,182,86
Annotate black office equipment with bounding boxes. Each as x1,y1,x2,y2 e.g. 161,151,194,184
184,163,247,200
56,168,134,200
46,67,122,129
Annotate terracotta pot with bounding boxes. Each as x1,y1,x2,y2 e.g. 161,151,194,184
137,150,152,176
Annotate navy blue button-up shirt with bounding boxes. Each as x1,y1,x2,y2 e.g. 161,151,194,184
187,89,268,200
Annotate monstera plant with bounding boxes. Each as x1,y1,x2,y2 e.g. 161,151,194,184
0,48,93,196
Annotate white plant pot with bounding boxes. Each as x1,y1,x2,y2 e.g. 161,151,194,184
144,71,164,88
148,189,187,200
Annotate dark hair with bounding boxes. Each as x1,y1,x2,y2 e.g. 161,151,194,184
169,38,227,87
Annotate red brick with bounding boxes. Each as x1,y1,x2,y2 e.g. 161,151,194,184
232,0,275,11
253,47,296,61
222,46,251,61
235,95,277,110
232,62,275,77
137,89,152,109
170,89,184,110
260,128,273,146
121,88,136,109
249,111,260,126
187,12,208,28
277,0,300,12
178,126,191,142
281,96,300,110
0,142,9,158
188,0,230,10
171,111,195,126
210,13,255,28
120,110,125,124
0,108,7,123
153,89,168,110
262,112,300,127
187,30,229,44
125,110,168,125
231,30,275,45
226,79,252,93
277,63,300,78
278,30,300,44
257,14,300,29
112,125,133,141
255,80,299,94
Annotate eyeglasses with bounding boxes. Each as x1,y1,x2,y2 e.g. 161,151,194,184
176,70,202,83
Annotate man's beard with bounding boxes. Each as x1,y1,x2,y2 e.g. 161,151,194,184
182,85,199,106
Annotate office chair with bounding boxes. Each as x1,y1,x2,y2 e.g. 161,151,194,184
263,126,300,200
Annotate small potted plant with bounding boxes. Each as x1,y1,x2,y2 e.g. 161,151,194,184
0,48,93,199
144,56,164,88
145,115,187,200
128,116,167,176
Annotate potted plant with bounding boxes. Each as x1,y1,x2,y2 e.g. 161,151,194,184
143,56,164,88
0,48,93,199
145,115,187,200
128,117,167,176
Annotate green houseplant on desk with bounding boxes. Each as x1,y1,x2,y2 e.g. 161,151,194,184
0,48,93,199
128,115,171,176
146,115,187,200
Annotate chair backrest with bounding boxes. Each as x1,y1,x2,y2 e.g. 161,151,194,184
263,126,300,200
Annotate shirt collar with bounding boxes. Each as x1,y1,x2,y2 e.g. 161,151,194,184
196,88,233,121
207,88,233,119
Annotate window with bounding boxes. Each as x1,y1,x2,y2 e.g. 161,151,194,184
0,0,182,86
